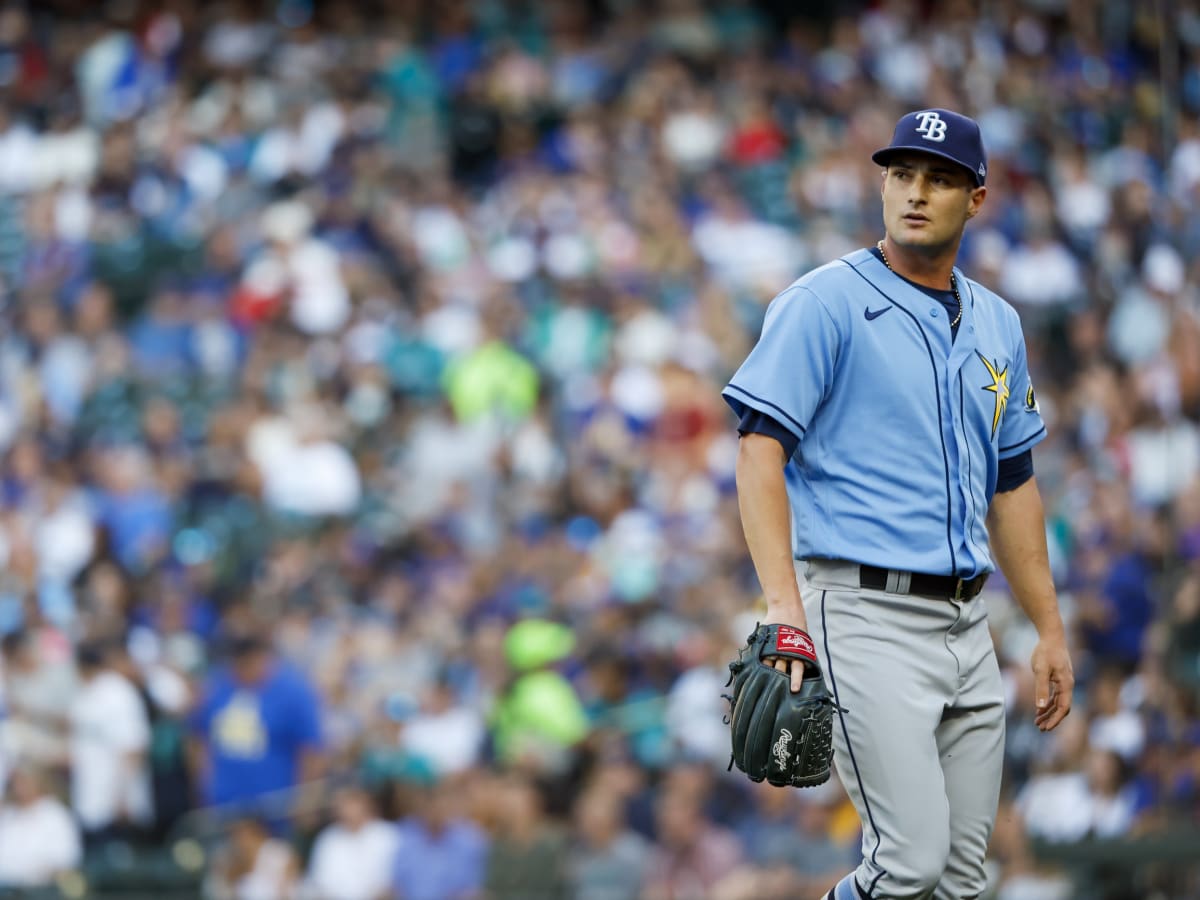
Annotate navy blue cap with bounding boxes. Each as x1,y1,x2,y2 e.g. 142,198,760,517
872,109,987,186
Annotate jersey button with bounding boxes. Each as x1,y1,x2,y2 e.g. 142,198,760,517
930,308,939,317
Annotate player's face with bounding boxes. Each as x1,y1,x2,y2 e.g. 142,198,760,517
881,153,986,256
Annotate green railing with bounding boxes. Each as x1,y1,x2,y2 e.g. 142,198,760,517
4,795,1195,898
1032,826,1200,899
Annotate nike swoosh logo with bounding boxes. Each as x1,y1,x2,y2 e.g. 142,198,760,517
864,306,892,320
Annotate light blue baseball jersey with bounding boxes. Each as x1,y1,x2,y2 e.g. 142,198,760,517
723,247,1046,578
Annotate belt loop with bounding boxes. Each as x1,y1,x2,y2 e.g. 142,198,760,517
954,578,964,601
895,570,911,594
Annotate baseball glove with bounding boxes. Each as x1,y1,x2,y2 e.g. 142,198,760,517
723,623,840,788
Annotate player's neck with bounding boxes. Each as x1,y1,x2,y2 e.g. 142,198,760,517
879,236,959,291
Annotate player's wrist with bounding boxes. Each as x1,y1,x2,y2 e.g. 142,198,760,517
763,597,807,628
1033,616,1066,641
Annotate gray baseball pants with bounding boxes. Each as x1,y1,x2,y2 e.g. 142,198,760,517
799,560,1006,900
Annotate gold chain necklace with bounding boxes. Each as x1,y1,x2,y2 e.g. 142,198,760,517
876,240,963,329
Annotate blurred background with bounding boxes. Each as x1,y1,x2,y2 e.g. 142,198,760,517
0,0,1197,898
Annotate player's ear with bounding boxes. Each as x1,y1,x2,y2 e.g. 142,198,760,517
965,185,987,219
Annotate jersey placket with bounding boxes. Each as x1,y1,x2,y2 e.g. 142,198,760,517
945,280,988,577
847,255,972,577
917,295,969,578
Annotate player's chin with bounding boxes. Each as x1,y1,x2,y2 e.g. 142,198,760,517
894,220,939,242
895,227,955,254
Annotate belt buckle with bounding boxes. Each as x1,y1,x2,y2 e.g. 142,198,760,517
953,578,965,601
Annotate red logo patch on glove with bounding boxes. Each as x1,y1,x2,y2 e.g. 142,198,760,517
775,626,816,662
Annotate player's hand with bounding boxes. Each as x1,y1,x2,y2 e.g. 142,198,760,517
1031,634,1073,731
763,600,810,693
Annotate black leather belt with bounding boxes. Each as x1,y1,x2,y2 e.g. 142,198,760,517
858,564,988,601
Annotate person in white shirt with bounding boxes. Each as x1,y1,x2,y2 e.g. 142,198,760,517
1,628,76,769
0,766,82,886
69,641,152,840
207,816,300,900
399,678,485,777
305,785,398,900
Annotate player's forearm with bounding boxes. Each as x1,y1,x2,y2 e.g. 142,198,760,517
987,477,1064,638
735,433,803,612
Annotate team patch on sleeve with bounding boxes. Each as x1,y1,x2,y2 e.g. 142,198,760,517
1024,381,1039,413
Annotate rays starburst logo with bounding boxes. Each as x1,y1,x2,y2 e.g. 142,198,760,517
977,352,1010,440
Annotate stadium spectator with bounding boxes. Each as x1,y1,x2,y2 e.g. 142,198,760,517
189,631,324,811
641,782,743,899
391,776,488,900
989,800,1074,900
206,816,301,900
483,773,569,900
0,626,73,769
397,674,486,778
566,785,650,900
730,782,856,898
490,619,589,771
69,639,152,844
304,785,397,900
0,766,82,888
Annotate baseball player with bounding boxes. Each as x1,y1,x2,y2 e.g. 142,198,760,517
723,109,1074,899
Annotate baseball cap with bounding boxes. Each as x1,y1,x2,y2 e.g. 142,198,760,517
872,109,987,186
503,618,575,671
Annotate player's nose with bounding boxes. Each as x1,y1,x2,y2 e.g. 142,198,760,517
906,176,930,203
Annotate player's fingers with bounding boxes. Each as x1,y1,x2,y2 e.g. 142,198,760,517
1033,664,1050,714
1035,705,1055,729
1035,683,1056,720
767,656,805,692
1034,681,1065,727
1052,703,1071,729
1040,674,1074,731
1038,697,1069,731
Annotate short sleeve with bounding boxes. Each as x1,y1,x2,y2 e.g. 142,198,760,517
997,327,1047,459
737,408,800,458
285,671,323,749
722,286,841,443
995,449,1034,493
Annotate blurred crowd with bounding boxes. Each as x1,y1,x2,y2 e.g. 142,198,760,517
0,0,1198,897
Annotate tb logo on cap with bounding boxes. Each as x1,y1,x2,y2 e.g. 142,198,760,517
914,111,948,142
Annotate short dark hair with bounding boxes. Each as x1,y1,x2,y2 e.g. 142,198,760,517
0,629,31,657
228,632,271,659
76,640,110,671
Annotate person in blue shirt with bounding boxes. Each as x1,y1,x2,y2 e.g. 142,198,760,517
189,632,325,813
725,109,1074,900
392,777,488,900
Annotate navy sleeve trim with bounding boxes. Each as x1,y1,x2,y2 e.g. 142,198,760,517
999,424,1047,456
738,409,800,458
995,449,1034,493
723,383,807,437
